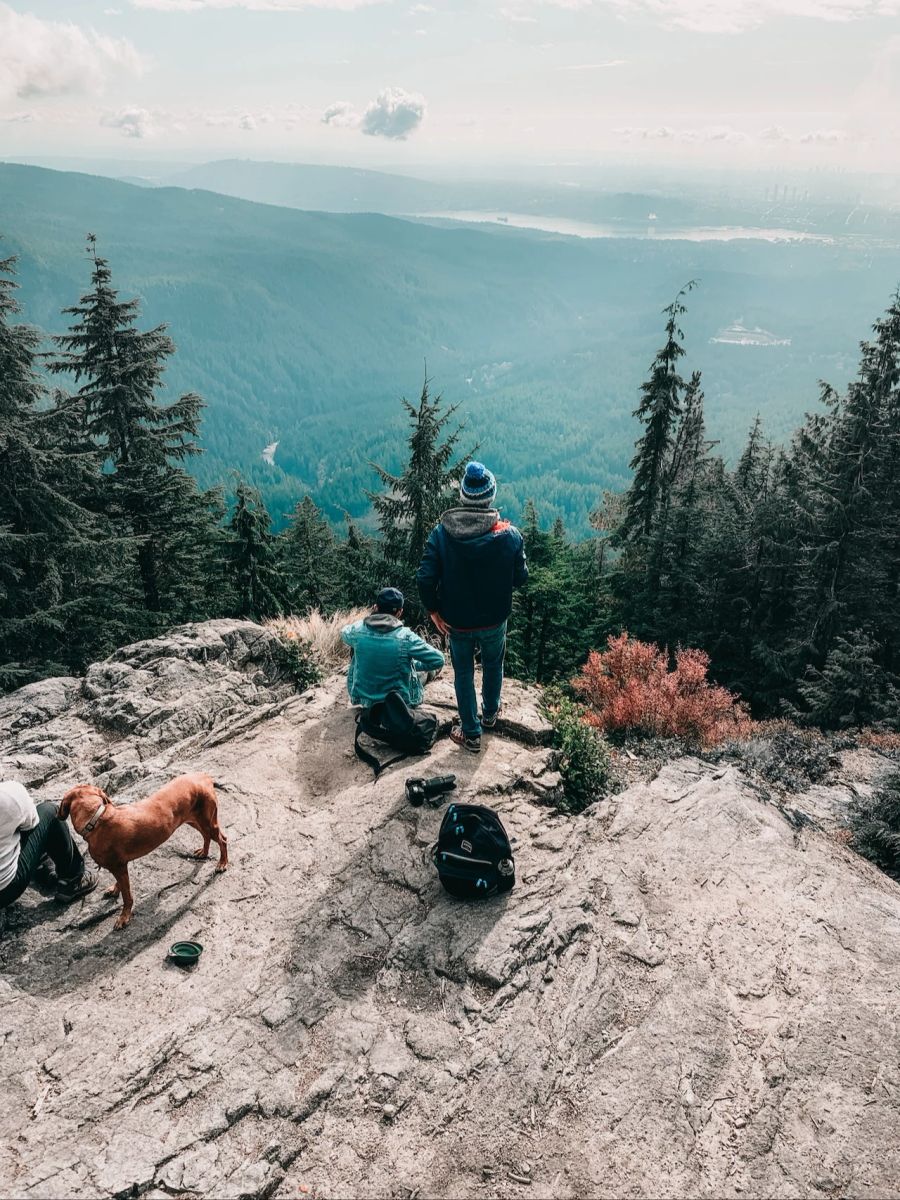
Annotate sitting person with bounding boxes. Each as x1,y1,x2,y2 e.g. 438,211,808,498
0,780,97,909
342,587,445,709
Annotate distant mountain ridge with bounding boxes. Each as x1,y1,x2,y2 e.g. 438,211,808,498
160,158,900,242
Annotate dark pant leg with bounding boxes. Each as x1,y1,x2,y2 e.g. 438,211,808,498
479,621,507,719
0,802,84,907
449,630,480,737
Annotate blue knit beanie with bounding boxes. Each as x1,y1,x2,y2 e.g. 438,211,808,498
460,461,497,506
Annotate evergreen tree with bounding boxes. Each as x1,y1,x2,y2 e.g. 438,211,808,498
796,629,899,729
649,372,712,646
735,414,766,493
636,369,709,639
51,236,220,626
620,282,696,542
282,495,338,613
369,376,469,618
336,514,380,609
223,480,285,619
0,255,126,687
508,502,603,682
796,298,900,672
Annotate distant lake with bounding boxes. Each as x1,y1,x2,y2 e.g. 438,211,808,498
411,210,835,244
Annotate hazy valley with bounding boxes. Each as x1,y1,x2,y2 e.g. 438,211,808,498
3,159,900,532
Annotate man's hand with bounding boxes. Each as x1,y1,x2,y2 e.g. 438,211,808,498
430,611,451,636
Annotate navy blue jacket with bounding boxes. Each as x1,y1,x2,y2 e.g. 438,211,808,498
416,507,528,630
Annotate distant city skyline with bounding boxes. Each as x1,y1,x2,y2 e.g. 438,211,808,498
1,1,898,172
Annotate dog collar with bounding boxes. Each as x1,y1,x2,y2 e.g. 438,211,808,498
80,800,107,836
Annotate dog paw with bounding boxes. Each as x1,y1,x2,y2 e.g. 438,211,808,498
191,849,210,860
214,863,228,874
103,886,120,899
113,913,132,930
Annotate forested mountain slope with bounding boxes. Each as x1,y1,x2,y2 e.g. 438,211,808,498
3,160,899,531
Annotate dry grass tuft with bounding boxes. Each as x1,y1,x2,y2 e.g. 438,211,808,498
858,728,900,751
267,608,369,670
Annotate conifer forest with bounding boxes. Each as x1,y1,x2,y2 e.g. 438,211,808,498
3,235,899,735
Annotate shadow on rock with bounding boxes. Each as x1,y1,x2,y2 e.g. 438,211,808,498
0,859,221,998
283,788,507,1034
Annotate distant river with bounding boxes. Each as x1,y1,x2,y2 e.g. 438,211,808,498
410,211,834,244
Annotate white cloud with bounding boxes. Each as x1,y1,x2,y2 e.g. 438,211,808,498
1,110,38,123
615,123,752,142
359,87,426,139
607,0,900,34
192,104,295,128
800,127,847,142
101,105,155,138
321,99,358,126
615,122,854,147
409,2,435,10
562,58,627,68
132,0,383,10
0,3,142,105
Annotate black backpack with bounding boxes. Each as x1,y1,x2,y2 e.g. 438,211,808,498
432,802,515,899
355,691,438,777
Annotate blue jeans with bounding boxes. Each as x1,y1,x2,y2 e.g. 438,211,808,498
448,621,507,738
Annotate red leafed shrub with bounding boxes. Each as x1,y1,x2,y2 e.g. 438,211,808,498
574,632,752,747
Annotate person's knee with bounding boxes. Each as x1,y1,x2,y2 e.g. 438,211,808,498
35,800,58,823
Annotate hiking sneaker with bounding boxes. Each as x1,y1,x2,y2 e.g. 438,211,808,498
450,725,482,754
35,853,58,889
481,705,502,730
55,870,99,904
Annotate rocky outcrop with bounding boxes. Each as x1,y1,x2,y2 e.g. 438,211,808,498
1,621,899,1199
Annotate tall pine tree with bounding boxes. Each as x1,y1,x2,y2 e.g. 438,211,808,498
369,376,469,618
620,282,696,543
51,236,221,628
223,480,285,619
796,298,900,673
281,495,338,614
0,255,125,686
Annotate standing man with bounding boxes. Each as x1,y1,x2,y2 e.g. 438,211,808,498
417,461,528,753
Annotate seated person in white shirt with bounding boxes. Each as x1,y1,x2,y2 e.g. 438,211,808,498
0,780,96,908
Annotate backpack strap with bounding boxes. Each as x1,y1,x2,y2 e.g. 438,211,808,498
354,713,409,779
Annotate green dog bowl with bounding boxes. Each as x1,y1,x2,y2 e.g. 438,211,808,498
168,940,203,967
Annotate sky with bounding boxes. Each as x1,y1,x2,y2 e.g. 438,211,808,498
1,0,899,173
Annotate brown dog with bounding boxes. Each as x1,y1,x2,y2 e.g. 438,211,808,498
59,773,228,930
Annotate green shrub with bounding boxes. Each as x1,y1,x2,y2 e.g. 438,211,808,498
850,769,900,880
277,634,322,693
544,688,615,814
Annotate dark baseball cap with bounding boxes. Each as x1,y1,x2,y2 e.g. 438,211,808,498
376,586,404,611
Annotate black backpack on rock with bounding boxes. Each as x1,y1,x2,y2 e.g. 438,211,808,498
433,802,515,899
355,691,438,777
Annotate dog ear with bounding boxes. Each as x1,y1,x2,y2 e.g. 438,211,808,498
58,790,76,820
